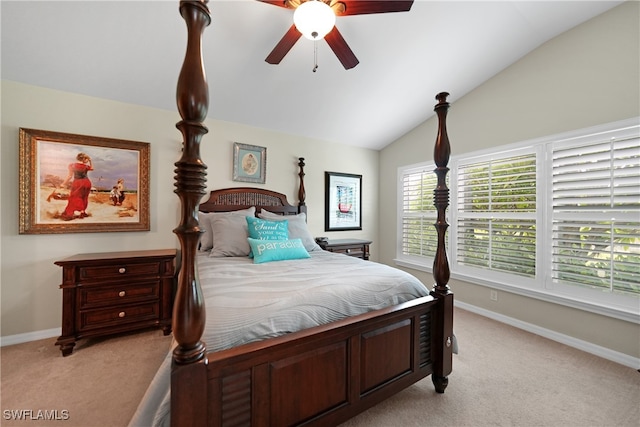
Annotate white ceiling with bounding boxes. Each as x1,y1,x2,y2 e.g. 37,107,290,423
1,0,623,150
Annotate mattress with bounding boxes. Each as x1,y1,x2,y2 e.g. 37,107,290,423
129,250,430,427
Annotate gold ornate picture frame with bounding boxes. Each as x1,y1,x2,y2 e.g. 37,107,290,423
19,128,150,234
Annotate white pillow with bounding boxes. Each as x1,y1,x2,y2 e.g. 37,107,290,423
258,209,321,252
199,207,256,253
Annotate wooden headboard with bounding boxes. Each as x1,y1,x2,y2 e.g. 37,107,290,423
199,187,305,216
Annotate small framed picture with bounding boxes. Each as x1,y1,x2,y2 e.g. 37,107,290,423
18,128,150,234
233,142,266,184
325,171,362,231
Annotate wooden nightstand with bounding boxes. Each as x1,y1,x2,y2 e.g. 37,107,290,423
54,249,176,356
317,239,372,260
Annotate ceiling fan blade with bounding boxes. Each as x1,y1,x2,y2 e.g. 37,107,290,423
265,24,302,64
256,0,301,10
334,0,413,16
324,27,359,70
256,0,290,10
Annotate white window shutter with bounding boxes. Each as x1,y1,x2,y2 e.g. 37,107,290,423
456,153,537,277
400,167,438,259
552,133,640,295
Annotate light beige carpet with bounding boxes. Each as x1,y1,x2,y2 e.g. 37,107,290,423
1,328,171,427
1,309,638,427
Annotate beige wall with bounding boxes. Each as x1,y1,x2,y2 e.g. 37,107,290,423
0,81,378,337
380,1,640,358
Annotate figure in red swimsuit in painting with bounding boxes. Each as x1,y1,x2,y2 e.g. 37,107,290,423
60,152,93,221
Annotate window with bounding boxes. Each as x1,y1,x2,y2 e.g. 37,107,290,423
550,131,640,297
398,166,438,262
396,119,639,320
456,150,537,278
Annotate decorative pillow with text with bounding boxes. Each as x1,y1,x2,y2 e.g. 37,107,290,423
246,216,289,241
247,238,311,264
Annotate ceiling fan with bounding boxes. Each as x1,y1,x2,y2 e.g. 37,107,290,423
259,0,414,70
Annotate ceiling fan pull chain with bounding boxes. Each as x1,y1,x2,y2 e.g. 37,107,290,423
313,40,319,72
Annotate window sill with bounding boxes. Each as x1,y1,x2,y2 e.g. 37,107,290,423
394,258,639,324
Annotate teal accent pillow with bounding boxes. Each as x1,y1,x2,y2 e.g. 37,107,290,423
246,216,289,240
246,217,289,257
247,238,311,264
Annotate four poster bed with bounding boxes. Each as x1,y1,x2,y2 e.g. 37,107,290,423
132,1,454,426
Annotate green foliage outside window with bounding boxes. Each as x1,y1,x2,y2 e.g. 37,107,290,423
458,156,537,278
554,222,640,296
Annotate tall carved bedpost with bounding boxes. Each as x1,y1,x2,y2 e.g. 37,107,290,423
430,92,454,393
432,92,451,293
298,157,306,207
172,1,210,425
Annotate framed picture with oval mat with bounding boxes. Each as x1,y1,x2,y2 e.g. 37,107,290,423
232,142,266,184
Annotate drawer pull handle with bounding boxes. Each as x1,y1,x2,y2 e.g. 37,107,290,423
118,291,126,297
345,249,351,254
118,267,126,274
118,311,126,318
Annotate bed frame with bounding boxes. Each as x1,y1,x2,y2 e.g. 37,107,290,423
198,185,307,217
170,2,453,426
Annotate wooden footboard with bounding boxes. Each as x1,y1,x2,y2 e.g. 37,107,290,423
172,294,452,427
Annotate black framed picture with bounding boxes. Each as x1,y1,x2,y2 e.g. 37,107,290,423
325,171,362,231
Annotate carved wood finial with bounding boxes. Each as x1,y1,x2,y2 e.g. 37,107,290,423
432,92,451,295
172,0,211,365
298,157,306,207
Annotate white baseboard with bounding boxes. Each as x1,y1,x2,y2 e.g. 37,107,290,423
455,301,640,370
0,328,60,347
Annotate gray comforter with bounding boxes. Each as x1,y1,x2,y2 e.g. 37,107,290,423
129,250,429,427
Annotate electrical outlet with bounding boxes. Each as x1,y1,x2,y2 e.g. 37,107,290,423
490,290,498,301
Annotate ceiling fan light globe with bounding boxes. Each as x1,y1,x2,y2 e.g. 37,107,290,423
293,0,336,40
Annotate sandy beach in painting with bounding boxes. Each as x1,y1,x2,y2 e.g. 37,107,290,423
38,186,139,224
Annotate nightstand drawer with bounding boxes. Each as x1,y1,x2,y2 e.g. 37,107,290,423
79,302,159,331
79,281,159,309
79,261,161,281
317,239,372,260
55,249,176,356
331,247,365,257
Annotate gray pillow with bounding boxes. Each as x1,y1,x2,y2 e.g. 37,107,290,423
198,212,216,251
200,206,256,254
258,209,321,252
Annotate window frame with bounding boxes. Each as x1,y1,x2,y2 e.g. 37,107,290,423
451,145,542,289
395,118,639,323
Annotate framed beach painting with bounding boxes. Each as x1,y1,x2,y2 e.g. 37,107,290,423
232,142,266,184
325,171,362,231
18,128,150,234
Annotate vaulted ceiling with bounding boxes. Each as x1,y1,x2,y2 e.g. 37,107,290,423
1,0,623,150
